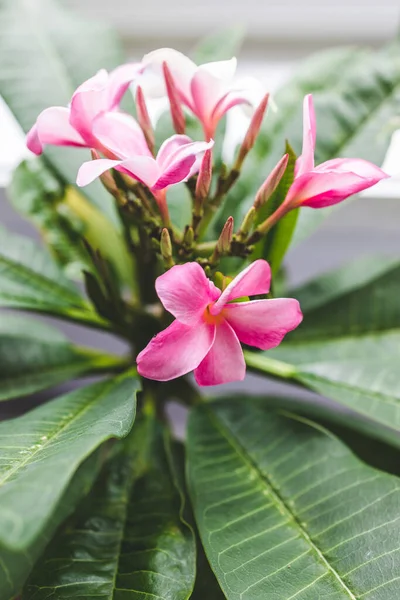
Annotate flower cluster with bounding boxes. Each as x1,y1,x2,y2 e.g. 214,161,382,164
27,48,388,386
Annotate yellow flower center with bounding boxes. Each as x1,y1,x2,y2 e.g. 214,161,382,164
202,304,226,325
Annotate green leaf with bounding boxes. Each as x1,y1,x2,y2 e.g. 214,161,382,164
0,314,127,401
252,142,297,274
0,226,107,327
0,371,139,551
191,25,245,63
0,0,128,221
23,412,196,600
187,400,400,600
0,450,103,600
245,255,400,440
8,159,135,288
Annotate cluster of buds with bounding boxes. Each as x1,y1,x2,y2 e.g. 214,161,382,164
26,49,388,386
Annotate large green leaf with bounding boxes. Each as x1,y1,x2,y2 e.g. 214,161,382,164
0,314,127,401
8,158,135,288
23,412,195,600
188,400,400,600
0,451,102,600
245,256,400,439
0,371,139,551
0,0,127,220
0,226,107,327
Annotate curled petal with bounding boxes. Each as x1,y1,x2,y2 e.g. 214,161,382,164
137,320,215,381
26,107,86,154
156,263,220,325
296,94,316,176
106,62,143,108
116,156,160,188
315,157,389,180
211,259,271,313
225,298,303,350
200,57,237,81
92,112,150,158
286,166,388,209
212,90,252,126
152,138,214,190
156,135,194,169
70,70,109,141
194,321,245,386
76,158,123,187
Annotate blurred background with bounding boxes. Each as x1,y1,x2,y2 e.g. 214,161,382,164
0,0,400,425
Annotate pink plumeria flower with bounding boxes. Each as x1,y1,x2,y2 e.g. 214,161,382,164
283,94,389,209
142,48,253,139
77,112,213,224
26,64,143,155
136,260,302,386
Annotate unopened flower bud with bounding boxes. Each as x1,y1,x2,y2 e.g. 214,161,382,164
254,153,289,209
236,93,269,168
217,216,234,255
238,206,256,239
183,226,195,247
163,62,186,134
194,149,212,214
214,271,233,291
136,86,155,154
160,228,174,268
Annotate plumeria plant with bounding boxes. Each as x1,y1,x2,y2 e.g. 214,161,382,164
1,1,400,598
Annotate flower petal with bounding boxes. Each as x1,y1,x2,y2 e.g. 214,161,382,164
155,263,220,325
137,319,215,381
194,320,245,386
152,139,214,190
200,58,237,81
106,62,143,108
287,166,387,209
191,68,224,124
92,112,150,158
116,156,160,188
142,48,197,106
211,259,271,313
156,134,194,169
212,90,252,125
296,94,316,176
70,70,109,141
315,157,389,180
26,107,86,154
225,298,303,350
76,158,123,187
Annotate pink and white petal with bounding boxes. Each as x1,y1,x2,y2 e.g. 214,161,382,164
76,158,123,187
92,112,150,159
153,139,214,190
137,319,215,381
315,157,389,182
27,107,86,154
201,58,237,82
212,90,252,125
142,48,197,106
286,170,383,209
155,263,220,325
225,298,303,350
116,156,160,188
211,259,271,314
191,68,224,122
70,70,109,139
296,94,316,177
107,62,143,109
194,321,245,386
156,134,194,170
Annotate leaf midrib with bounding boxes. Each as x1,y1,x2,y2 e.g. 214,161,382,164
206,407,357,599
0,378,116,488
0,255,83,307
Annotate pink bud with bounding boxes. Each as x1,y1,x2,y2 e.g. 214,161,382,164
163,62,186,135
217,216,234,254
136,86,155,154
237,93,269,167
195,149,212,203
255,153,289,209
